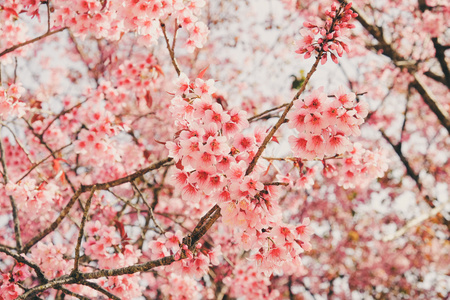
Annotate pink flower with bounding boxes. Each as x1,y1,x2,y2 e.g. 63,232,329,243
304,87,327,111
304,112,326,134
240,175,264,197
233,133,256,152
289,134,316,160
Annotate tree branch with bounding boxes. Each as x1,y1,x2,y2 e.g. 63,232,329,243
339,0,450,134
0,132,23,250
0,245,48,283
22,157,172,253
72,188,96,273
0,27,66,57
160,21,181,76
78,280,120,300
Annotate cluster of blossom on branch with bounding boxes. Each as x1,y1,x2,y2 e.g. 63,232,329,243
165,71,315,275
296,2,357,63
52,0,208,51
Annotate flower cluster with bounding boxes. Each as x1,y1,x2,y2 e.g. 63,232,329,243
295,2,358,64
72,91,129,167
5,179,62,214
110,53,164,110
30,242,71,278
149,230,222,279
0,272,23,300
0,84,27,120
335,143,389,189
166,72,313,275
84,220,142,269
52,0,208,52
287,86,368,160
84,220,142,299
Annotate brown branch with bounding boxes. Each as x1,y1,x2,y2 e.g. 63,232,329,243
22,188,83,253
83,157,173,191
0,245,47,283
72,188,96,273
380,130,450,231
0,27,66,57
131,181,165,234
160,21,181,76
46,0,51,32
410,74,450,134
0,133,23,250
17,202,221,297
54,286,89,300
246,51,324,175
78,280,120,300
22,157,172,253
24,119,77,194
17,275,77,299
264,182,289,186
338,0,450,134
424,71,447,86
380,130,422,191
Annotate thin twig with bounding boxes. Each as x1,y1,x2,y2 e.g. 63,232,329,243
131,181,165,234
0,132,23,250
16,143,72,183
73,187,96,273
248,103,289,122
160,21,181,76
1,122,34,165
46,1,51,32
0,27,66,57
79,280,120,300
41,100,88,136
55,286,89,300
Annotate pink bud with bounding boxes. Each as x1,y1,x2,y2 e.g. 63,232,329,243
323,44,329,51
331,53,338,64
303,21,315,28
345,3,353,10
327,33,334,39
321,53,327,65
